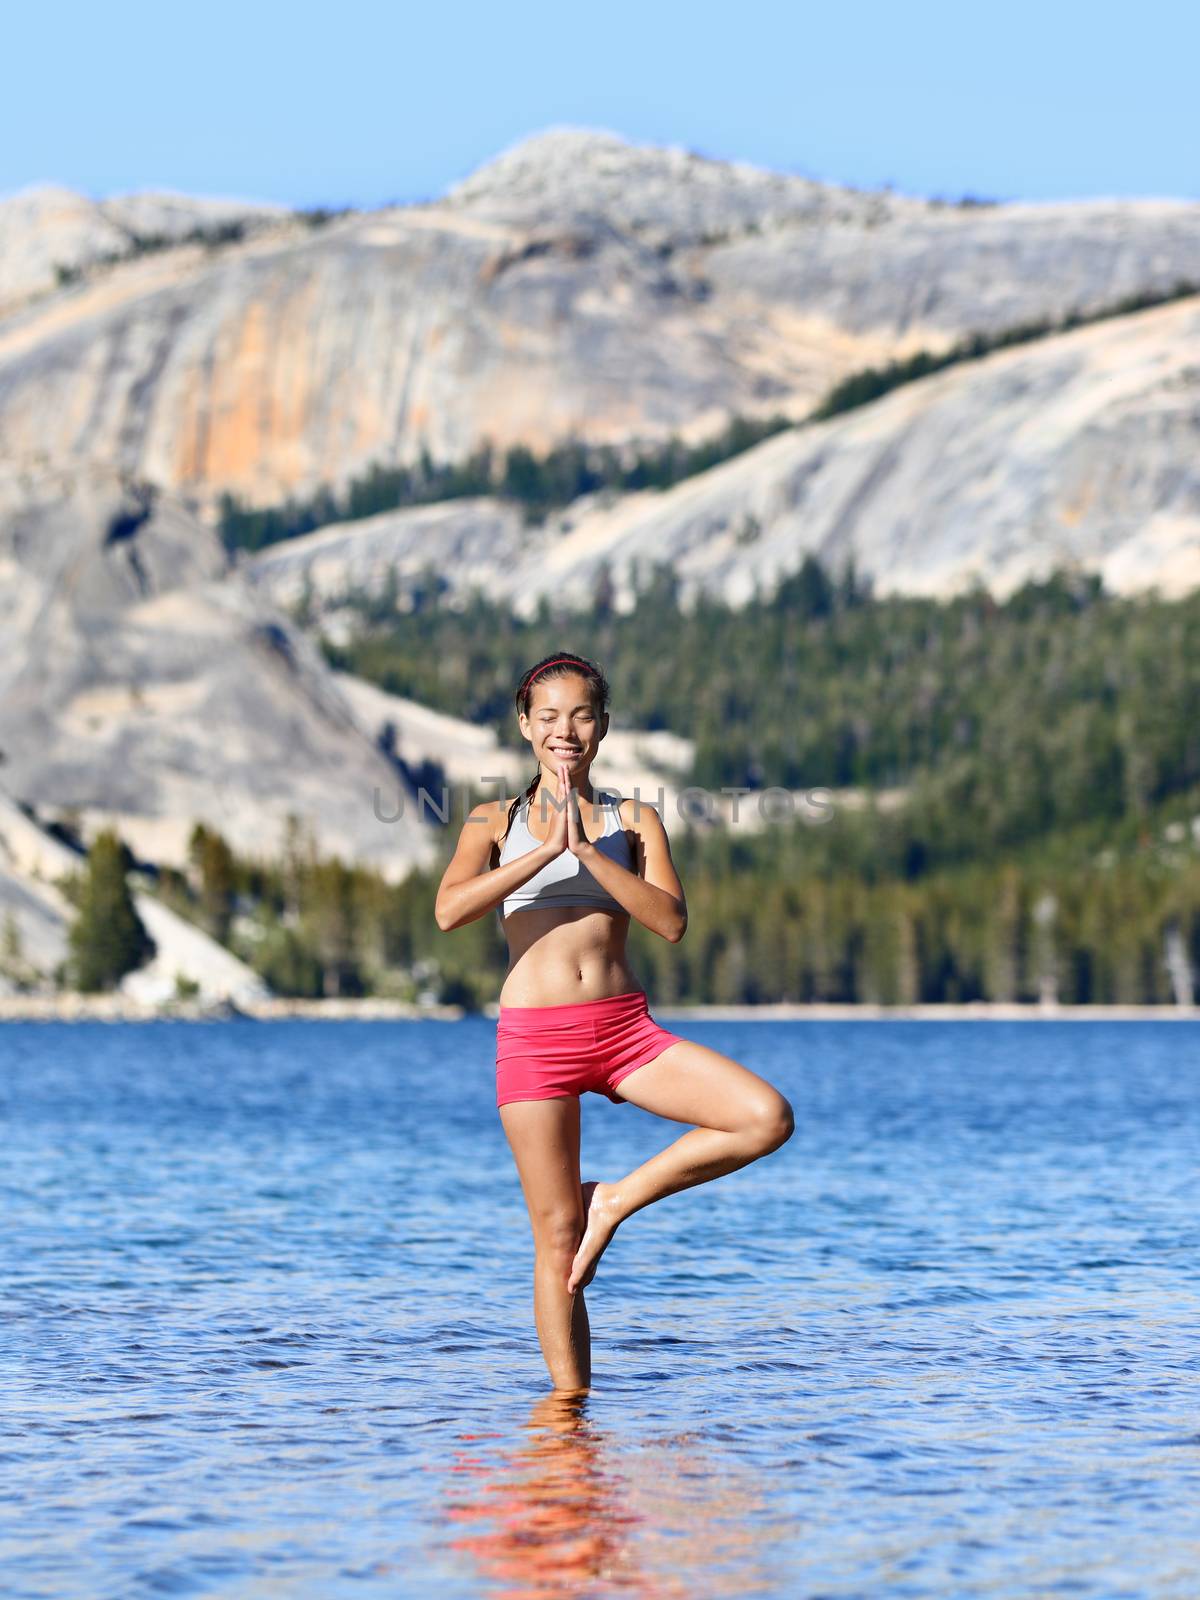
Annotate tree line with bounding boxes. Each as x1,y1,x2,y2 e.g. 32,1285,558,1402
217,415,793,553
51,808,1197,1008
327,561,1200,875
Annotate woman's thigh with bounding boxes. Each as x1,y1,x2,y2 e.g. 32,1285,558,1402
614,1039,791,1131
499,1097,585,1241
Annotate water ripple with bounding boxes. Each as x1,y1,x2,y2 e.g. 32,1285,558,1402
2,1019,1199,1595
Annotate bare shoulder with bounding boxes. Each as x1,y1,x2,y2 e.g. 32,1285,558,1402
468,796,514,845
443,797,512,877
615,794,669,839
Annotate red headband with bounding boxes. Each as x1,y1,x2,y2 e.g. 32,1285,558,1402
522,658,590,693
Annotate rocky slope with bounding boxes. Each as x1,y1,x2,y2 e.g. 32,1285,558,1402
0,183,289,314
3,129,1199,507
246,293,1200,612
0,465,442,879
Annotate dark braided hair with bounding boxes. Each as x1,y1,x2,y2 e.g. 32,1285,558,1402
502,652,610,843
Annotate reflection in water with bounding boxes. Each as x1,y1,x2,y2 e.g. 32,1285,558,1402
438,1394,776,1598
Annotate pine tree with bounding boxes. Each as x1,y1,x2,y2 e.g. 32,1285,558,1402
188,823,237,943
67,830,155,991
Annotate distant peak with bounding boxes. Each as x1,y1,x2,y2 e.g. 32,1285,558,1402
445,126,635,198
444,125,910,240
0,181,91,210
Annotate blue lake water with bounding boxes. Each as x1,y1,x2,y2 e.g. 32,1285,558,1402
3,1018,1200,1598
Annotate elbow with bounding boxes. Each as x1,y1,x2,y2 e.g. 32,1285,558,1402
665,910,688,944
434,898,457,933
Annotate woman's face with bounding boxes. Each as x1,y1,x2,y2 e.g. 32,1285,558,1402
520,673,607,776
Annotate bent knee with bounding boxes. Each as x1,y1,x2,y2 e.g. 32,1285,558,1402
744,1092,795,1154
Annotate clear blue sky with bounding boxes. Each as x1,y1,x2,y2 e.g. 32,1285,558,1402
6,0,1197,208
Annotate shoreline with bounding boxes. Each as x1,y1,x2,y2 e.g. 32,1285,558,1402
0,995,467,1023
653,1001,1200,1022
1,995,1197,1023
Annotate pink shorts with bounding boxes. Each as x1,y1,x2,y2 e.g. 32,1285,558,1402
496,989,686,1109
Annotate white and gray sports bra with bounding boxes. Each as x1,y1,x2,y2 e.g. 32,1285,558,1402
497,789,633,920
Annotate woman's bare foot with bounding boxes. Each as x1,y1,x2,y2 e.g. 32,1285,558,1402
568,1181,624,1293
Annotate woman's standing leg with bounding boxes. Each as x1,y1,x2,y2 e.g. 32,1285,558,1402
500,1097,592,1391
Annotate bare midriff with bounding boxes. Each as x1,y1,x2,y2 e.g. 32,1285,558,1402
498,905,642,1008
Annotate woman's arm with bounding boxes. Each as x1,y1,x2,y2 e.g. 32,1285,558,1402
434,800,560,932
572,797,687,943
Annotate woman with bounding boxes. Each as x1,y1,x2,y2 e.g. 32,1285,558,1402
435,651,793,1393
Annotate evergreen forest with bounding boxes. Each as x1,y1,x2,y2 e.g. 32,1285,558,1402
141,562,1200,1009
